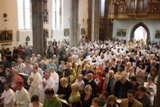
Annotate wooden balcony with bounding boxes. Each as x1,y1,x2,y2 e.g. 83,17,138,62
108,1,160,19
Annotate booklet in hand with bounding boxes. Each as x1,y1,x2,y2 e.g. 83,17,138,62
0,76,6,83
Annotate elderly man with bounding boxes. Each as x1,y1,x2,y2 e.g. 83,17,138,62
63,63,76,83
57,77,72,101
120,89,142,107
30,53,37,63
46,59,57,72
40,71,55,103
85,73,97,95
127,67,135,80
23,60,32,76
13,81,30,107
50,67,59,93
115,59,125,72
105,61,115,73
17,58,26,73
114,71,132,99
27,66,42,100
81,64,94,77
36,54,42,67
144,77,157,106
103,70,117,95
52,54,59,68
1,83,14,107
34,63,43,78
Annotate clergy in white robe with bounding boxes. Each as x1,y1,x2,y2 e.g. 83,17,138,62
39,71,55,103
1,83,15,107
34,63,44,78
27,66,42,101
50,67,59,93
13,82,30,107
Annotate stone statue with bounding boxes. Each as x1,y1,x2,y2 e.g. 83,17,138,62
43,29,49,47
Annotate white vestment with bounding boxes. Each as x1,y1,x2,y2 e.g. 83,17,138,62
1,89,15,107
27,72,42,100
13,87,30,107
50,71,59,93
39,77,55,103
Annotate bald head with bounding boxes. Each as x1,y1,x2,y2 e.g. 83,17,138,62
87,73,93,81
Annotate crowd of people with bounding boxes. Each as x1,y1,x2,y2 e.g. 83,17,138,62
0,38,159,107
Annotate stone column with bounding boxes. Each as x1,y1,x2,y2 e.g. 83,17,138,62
105,0,113,40
32,0,44,56
70,0,79,47
87,0,92,42
91,0,100,41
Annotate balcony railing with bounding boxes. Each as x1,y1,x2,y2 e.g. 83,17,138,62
108,0,160,19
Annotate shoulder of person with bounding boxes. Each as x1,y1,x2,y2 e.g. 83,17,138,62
121,98,128,102
135,99,142,106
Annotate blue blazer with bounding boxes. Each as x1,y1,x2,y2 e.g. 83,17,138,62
46,63,58,72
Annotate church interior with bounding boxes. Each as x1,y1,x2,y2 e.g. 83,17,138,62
0,0,160,107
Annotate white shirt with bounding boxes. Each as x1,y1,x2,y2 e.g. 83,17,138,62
18,63,26,73
1,89,15,107
144,82,157,105
38,68,44,78
14,87,30,107
127,72,135,80
50,71,59,93
74,79,85,90
30,57,37,63
29,103,43,107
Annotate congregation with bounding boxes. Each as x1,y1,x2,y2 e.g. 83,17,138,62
0,38,159,107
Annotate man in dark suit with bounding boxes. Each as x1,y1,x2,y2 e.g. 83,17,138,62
0,55,10,70
81,64,94,77
85,73,97,96
52,39,57,47
114,72,133,99
115,59,125,72
57,77,72,101
133,55,141,67
52,39,57,54
105,61,115,73
136,86,151,107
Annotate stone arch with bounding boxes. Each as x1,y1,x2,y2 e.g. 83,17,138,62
130,22,150,42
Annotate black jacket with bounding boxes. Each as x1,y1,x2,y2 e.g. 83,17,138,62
114,80,133,99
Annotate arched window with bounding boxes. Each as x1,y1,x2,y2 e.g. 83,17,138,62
134,26,147,40
101,0,105,17
52,0,62,29
17,0,32,30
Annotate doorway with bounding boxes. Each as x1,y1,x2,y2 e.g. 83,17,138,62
134,26,147,41
130,22,150,42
